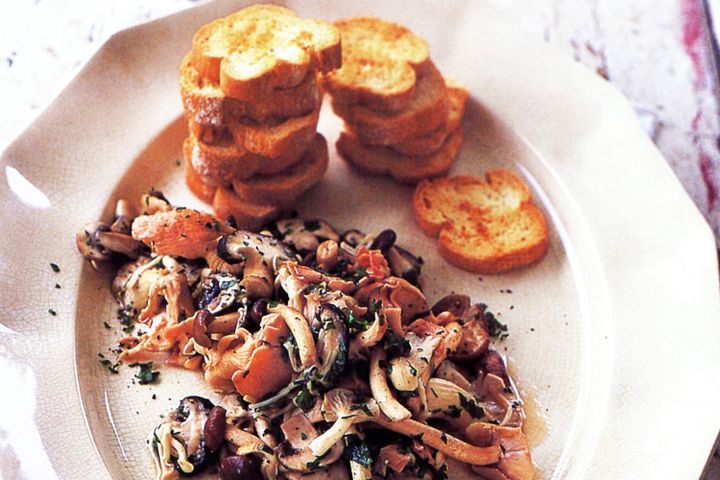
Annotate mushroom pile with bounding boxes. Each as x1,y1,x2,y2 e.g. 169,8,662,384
76,191,534,480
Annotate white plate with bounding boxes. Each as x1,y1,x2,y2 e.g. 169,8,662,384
1,1,719,479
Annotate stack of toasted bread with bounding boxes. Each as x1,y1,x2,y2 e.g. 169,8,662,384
180,4,341,227
324,18,469,184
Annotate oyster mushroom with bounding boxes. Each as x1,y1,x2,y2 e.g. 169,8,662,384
149,396,219,478
314,304,348,387
277,414,344,472
274,218,340,255
424,377,487,430
309,389,379,457
267,304,317,369
217,231,296,299
387,331,442,393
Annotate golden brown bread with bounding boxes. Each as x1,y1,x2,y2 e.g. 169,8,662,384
323,17,432,112
336,126,463,184
231,133,328,207
212,186,282,229
191,4,341,99
412,170,548,274
218,93,322,158
185,128,306,186
184,155,216,204
180,54,320,125
392,84,469,156
331,64,448,146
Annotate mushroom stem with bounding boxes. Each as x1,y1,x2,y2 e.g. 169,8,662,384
374,417,501,466
369,348,411,422
309,415,354,456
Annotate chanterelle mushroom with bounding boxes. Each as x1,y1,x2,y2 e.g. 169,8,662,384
309,389,379,456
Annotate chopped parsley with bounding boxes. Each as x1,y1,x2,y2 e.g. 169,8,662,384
383,331,411,357
98,354,119,374
483,308,509,340
343,434,372,467
129,362,160,385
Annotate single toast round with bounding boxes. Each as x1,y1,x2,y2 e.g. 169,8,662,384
180,54,320,125
336,126,463,184
226,95,321,158
212,186,282,229
412,170,548,274
231,133,328,207
186,124,308,186
323,17,432,112
392,84,469,156
331,64,449,146
191,4,341,99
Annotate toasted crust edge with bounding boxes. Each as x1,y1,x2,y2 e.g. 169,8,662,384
412,170,548,274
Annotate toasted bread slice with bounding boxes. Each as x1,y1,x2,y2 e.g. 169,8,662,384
331,64,448,145
185,129,306,186
212,186,282,229
324,17,432,112
231,134,328,207
336,126,463,184
191,4,341,99
180,54,320,125
392,84,469,156
226,95,321,158
412,170,548,274
184,155,216,204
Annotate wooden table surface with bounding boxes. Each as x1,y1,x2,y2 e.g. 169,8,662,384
1,0,718,477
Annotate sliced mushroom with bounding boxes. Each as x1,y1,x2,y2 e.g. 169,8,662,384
277,414,344,472
275,218,340,255
96,230,142,258
76,222,113,263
